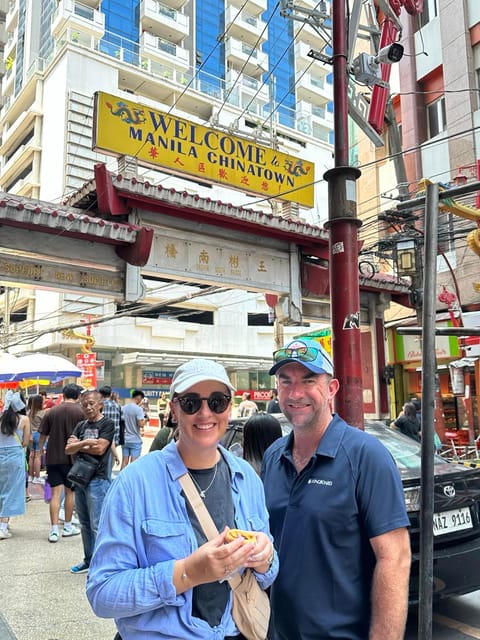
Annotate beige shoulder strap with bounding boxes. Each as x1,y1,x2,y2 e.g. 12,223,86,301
178,473,242,589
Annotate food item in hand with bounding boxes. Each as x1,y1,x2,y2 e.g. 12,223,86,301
225,528,256,544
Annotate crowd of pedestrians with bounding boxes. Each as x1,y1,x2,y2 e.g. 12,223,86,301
0,343,413,639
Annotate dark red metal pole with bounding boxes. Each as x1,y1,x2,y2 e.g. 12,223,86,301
324,0,364,428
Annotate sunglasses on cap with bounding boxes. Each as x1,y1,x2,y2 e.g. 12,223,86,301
173,392,232,415
273,345,322,363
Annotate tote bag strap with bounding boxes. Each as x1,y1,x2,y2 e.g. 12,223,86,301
178,473,242,589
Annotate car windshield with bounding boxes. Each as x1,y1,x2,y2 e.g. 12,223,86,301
367,423,445,471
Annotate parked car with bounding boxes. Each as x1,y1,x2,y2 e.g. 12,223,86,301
222,415,480,603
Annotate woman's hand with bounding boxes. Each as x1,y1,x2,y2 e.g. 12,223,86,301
183,527,256,586
241,531,274,574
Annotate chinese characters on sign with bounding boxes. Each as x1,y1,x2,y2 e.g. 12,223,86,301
151,232,291,292
76,353,97,390
93,91,314,207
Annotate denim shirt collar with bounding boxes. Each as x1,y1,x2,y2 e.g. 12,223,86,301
162,440,247,483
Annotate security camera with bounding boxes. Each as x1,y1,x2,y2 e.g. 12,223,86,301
374,42,404,65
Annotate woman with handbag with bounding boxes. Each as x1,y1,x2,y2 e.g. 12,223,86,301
0,391,30,539
87,359,278,640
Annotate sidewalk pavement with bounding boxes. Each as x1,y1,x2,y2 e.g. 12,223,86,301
0,429,158,640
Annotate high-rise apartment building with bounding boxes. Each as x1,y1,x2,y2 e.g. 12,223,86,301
0,0,334,401
0,0,333,207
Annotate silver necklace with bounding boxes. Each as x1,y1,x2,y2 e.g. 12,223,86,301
189,462,218,499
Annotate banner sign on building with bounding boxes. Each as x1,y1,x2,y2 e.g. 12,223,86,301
0,253,124,298
142,371,174,386
149,229,291,292
388,327,461,364
76,352,97,389
93,91,314,207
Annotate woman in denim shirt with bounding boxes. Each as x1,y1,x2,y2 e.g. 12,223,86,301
87,359,278,639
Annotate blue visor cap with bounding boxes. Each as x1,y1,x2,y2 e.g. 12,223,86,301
269,339,334,376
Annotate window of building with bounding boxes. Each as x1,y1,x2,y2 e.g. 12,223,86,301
438,211,455,255
247,313,272,326
117,302,214,324
426,96,446,138
5,161,33,192
5,129,34,163
419,0,438,28
437,210,457,273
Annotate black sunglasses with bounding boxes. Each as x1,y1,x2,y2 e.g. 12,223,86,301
174,392,231,415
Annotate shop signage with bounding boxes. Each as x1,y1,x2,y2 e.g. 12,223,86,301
0,254,124,298
76,352,97,389
93,91,314,207
235,390,271,402
392,331,460,363
142,370,174,385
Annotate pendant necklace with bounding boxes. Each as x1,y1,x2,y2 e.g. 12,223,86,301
189,462,218,499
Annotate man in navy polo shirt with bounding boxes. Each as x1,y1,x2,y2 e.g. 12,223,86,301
262,339,411,640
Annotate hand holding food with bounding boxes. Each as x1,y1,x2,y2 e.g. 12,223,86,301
225,528,257,544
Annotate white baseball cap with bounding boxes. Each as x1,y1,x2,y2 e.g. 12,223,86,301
170,359,236,396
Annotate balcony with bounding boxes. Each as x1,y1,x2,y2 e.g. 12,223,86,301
0,137,42,189
296,99,333,138
225,37,262,77
226,69,269,103
224,6,267,46
5,0,18,32
294,21,328,51
4,29,16,60
5,167,41,198
1,103,40,150
2,64,14,97
237,0,267,17
296,72,331,104
140,31,189,68
73,0,101,6
51,0,105,41
295,41,325,72
140,0,189,39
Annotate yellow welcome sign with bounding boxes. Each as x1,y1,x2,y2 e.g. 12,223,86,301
93,91,314,207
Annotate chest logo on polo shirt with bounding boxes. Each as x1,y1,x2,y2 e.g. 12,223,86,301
308,478,333,486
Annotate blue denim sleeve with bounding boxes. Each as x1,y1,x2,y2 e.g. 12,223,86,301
86,462,188,620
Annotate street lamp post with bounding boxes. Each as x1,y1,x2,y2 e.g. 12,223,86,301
324,0,363,428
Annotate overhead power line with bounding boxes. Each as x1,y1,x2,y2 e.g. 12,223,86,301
4,286,229,351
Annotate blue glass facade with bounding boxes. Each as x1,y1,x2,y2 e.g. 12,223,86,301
195,0,225,93
101,0,140,64
103,0,140,42
262,0,295,128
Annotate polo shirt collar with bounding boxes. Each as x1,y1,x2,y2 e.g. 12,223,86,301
281,413,347,462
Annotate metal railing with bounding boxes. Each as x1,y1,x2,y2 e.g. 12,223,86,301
2,25,331,143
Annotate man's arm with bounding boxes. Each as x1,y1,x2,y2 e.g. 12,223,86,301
137,416,146,437
369,527,411,640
